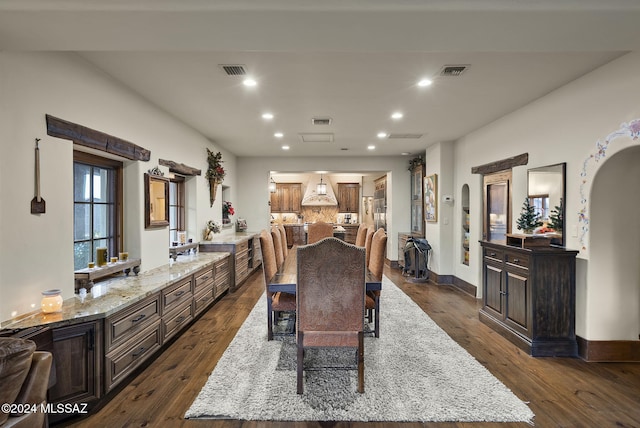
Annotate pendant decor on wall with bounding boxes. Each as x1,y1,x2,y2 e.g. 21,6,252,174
205,149,225,207
578,119,640,252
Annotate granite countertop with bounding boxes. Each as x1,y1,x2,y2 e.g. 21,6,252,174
0,252,229,332
199,231,259,245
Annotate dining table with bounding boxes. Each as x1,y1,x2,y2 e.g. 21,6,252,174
267,245,382,294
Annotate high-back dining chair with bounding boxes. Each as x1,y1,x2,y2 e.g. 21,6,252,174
306,221,333,244
364,227,375,266
278,224,289,258
355,223,368,247
366,228,387,338
296,237,366,394
259,229,296,340
271,226,285,268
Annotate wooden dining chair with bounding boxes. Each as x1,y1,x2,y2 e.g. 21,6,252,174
355,223,368,247
296,238,366,394
366,228,386,338
306,221,333,244
271,226,285,268
277,224,289,258
259,229,296,340
364,227,375,266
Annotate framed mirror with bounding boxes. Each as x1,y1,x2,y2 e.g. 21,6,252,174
527,163,565,246
145,173,170,228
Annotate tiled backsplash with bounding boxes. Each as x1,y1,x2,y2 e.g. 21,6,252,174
272,207,358,224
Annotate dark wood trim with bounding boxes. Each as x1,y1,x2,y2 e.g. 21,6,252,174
46,115,150,161
159,159,201,176
471,153,528,175
577,336,640,362
452,276,477,297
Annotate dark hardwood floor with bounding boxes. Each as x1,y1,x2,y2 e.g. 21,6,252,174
69,266,640,428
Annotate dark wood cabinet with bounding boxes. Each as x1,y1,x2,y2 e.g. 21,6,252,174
270,183,301,213
337,183,359,213
479,241,578,356
284,224,305,247
49,321,102,423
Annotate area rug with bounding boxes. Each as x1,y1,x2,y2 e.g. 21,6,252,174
185,276,534,423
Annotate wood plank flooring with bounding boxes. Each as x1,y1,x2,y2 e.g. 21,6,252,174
68,267,640,428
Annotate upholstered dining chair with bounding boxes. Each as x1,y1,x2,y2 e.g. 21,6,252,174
364,227,375,266
277,224,289,257
296,237,366,394
306,221,333,244
365,227,387,338
271,226,285,269
259,229,296,340
355,223,368,247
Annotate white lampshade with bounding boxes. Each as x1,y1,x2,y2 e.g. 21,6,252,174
317,175,327,195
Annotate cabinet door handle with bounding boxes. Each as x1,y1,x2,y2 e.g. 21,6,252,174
489,252,496,257
174,290,186,297
131,314,146,323
175,316,185,324
132,346,146,357
499,291,508,296
513,258,520,263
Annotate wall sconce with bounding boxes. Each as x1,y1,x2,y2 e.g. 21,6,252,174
317,175,327,195
41,289,63,313
269,177,277,193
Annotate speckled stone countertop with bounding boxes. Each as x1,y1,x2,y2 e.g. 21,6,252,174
199,231,259,245
0,252,229,332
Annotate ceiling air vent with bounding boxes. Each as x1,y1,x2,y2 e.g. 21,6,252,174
387,133,423,139
219,64,247,76
312,117,332,126
440,65,469,77
298,133,334,143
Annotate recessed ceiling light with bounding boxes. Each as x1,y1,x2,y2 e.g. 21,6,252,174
377,132,388,139
262,113,274,120
281,145,290,150
401,152,411,156
367,145,376,150
243,78,257,87
391,112,403,120
274,132,284,138
418,78,433,87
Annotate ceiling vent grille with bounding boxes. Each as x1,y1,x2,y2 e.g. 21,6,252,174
311,117,332,126
387,133,423,139
299,133,334,143
440,65,469,77
219,64,247,76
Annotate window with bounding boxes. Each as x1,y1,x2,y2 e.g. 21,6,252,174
169,176,185,244
529,195,550,221
73,152,122,270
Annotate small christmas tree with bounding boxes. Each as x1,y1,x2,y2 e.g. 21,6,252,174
516,197,542,233
548,198,563,232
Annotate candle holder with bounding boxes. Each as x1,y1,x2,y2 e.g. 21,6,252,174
41,289,63,313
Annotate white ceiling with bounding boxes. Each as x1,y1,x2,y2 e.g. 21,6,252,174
2,0,640,158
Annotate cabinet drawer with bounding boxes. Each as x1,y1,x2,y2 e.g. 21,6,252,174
194,266,214,293
105,293,160,352
193,284,214,315
483,247,504,262
162,300,194,342
162,277,193,313
105,321,161,391
505,253,529,270
236,240,248,253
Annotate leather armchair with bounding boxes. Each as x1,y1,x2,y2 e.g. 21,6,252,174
0,338,52,428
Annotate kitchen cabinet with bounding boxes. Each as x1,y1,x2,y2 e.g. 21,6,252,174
270,183,302,213
337,183,360,213
341,224,359,244
199,233,260,291
479,241,578,356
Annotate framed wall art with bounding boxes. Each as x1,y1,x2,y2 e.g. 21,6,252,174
424,174,438,222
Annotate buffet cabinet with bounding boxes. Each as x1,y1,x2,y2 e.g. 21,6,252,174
479,241,579,357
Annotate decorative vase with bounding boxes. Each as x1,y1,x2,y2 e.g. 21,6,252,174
209,179,220,207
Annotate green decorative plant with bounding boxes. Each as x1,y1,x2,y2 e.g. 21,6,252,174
205,149,225,207
516,197,542,233
548,198,563,232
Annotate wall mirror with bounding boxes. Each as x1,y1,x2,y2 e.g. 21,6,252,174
527,162,566,246
145,173,170,228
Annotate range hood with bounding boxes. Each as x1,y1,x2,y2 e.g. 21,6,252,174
301,174,338,206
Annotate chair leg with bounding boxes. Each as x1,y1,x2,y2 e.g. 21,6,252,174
297,330,304,394
357,331,364,393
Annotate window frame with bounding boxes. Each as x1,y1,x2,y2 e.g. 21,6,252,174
73,150,123,270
